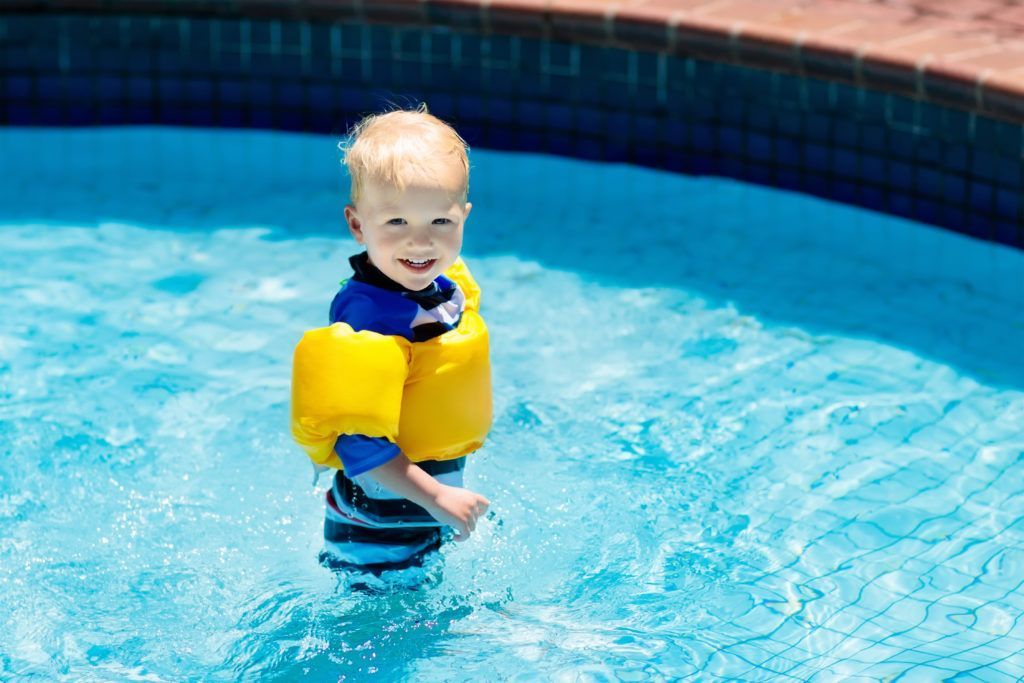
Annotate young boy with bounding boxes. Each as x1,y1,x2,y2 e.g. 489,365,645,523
290,107,492,570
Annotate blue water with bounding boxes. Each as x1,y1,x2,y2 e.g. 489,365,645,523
2,127,1023,680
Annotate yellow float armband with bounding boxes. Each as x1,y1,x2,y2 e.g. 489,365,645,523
290,323,410,470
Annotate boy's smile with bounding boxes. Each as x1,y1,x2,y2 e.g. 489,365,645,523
344,175,471,291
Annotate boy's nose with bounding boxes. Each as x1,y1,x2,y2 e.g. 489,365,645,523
407,228,433,246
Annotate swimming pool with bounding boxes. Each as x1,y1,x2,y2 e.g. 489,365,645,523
2,126,1023,679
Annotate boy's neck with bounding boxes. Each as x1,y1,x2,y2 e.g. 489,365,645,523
349,251,437,294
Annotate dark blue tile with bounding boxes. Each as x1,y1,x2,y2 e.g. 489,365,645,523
916,198,943,226
274,83,301,109
6,76,32,99
516,72,546,99
487,97,515,124
746,163,774,187
968,182,994,212
693,125,714,152
485,125,517,150
125,104,155,124
602,48,630,81
456,94,486,121
806,80,832,111
219,107,247,128
37,105,64,125
831,179,859,205
804,171,829,197
835,120,858,147
308,84,332,109
550,75,577,100
692,96,716,123
995,155,1022,189
277,109,305,132
98,105,125,125
547,103,574,130
634,114,659,139
888,128,916,160
861,186,885,212
482,66,515,96
917,167,943,198
776,168,802,193
964,213,995,241
607,111,631,142
516,129,543,153
576,137,604,161
941,205,966,231
578,44,604,80
720,156,744,178
860,154,885,181
889,193,914,219
741,68,775,99
889,96,918,128
915,137,941,165
718,127,743,156
157,49,184,73
971,149,1001,184
544,131,573,157
663,119,690,148
634,84,661,114
66,103,93,126
747,132,772,161
861,124,887,153
664,149,694,174
994,221,1021,248
7,105,35,126
97,76,123,100
127,77,152,101
577,107,603,136
747,106,773,132
605,138,630,163
248,81,273,106
805,143,829,171
832,148,858,177
393,60,422,87
186,78,214,103
720,96,744,126
636,51,659,86
777,110,802,137
887,160,913,189
633,144,662,169
943,143,969,173
995,188,1019,220
459,123,484,146
775,137,801,167
942,174,967,202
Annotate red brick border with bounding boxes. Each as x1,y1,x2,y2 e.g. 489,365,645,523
6,0,1024,123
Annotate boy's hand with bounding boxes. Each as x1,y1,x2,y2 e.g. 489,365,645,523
427,485,490,542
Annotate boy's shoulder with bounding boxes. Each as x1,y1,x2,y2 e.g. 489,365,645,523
328,280,414,338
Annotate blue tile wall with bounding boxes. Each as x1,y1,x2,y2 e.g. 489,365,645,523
0,12,1021,248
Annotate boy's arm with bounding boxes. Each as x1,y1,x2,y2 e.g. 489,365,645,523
366,454,490,542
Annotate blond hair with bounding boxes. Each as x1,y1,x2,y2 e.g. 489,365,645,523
340,104,470,204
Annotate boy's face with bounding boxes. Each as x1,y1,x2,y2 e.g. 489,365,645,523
344,175,471,291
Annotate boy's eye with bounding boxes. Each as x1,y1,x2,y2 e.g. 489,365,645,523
386,218,406,226
432,218,452,225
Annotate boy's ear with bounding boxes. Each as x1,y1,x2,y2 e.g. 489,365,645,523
464,202,472,219
344,204,364,244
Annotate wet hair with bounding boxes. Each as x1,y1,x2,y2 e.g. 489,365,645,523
340,103,470,204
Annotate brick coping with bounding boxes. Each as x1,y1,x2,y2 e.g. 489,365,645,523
7,0,1024,123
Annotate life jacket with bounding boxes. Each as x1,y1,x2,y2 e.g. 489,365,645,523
291,258,492,471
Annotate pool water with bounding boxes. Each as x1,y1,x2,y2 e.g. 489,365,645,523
2,127,1024,680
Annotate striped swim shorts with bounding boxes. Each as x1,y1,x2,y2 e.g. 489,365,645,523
320,457,466,570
